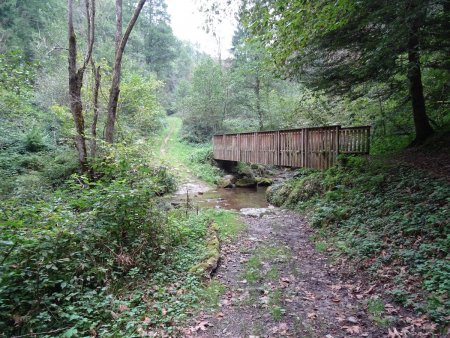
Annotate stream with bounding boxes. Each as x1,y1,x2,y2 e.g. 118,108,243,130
173,183,270,211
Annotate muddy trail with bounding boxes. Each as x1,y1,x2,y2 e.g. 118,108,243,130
182,208,434,338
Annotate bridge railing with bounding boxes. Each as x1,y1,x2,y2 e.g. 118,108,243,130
213,125,370,169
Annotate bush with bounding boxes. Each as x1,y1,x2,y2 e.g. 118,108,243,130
42,149,79,183
24,127,47,152
188,146,215,165
0,148,179,335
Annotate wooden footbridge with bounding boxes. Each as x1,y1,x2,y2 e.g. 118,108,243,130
213,125,370,169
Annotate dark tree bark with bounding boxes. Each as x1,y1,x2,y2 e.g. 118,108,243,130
67,0,95,172
104,0,147,143
90,63,101,159
406,1,434,146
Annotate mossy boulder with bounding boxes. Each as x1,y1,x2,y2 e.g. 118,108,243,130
235,177,257,188
256,177,274,186
190,222,220,278
217,177,232,188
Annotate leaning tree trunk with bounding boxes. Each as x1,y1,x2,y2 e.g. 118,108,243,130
406,2,433,146
105,0,147,143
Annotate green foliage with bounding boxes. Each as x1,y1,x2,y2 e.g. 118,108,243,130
177,57,225,143
119,73,166,137
203,209,246,240
24,127,47,152
242,0,450,144
0,144,226,336
0,50,36,93
269,157,450,324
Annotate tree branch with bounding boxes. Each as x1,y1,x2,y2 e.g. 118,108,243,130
82,0,95,70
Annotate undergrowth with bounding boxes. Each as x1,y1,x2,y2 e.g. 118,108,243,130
0,142,230,337
267,156,449,326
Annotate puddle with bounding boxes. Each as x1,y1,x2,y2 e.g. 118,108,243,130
173,185,269,211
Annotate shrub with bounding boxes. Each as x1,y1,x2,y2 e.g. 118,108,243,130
24,127,46,152
188,146,214,165
0,145,181,335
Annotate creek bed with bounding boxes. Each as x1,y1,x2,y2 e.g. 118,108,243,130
173,185,269,210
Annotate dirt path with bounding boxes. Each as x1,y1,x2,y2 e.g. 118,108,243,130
159,117,211,196
160,125,174,155
184,209,433,338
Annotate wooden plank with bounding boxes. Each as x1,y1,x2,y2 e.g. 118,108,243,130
212,125,370,169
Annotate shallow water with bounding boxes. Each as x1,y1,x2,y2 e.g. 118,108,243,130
174,185,269,211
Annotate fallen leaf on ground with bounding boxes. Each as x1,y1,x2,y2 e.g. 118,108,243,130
118,304,129,312
385,303,397,314
307,312,317,320
342,325,362,334
347,316,358,324
387,327,401,337
194,321,211,331
336,315,345,322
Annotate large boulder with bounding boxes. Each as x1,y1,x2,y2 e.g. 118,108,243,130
217,174,236,188
223,174,237,183
256,177,274,186
235,177,257,188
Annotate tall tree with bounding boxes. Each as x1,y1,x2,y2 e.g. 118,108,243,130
231,26,273,130
177,57,225,142
243,0,450,144
67,0,95,172
104,0,147,143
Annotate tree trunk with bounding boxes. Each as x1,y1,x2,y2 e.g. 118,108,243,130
105,0,147,143
90,64,101,159
68,0,95,172
255,74,263,131
407,1,433,146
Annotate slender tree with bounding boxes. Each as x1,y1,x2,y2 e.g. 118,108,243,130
105,0,147,143
67,0,95,172
90,62,101,159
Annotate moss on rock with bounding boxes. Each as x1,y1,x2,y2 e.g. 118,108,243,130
190,222,220,278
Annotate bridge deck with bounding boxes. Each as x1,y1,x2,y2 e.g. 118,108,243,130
213,125,370,169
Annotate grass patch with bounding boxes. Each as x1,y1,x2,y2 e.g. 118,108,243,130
158,116,222,184
269,289,285,321
244,254,263,283
197,280,226,310
314,241,328,252
203,209,246,240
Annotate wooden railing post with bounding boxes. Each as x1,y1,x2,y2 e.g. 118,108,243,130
336,125,341,163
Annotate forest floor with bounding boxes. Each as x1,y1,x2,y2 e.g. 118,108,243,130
393,131,450,182
181,208,436,338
